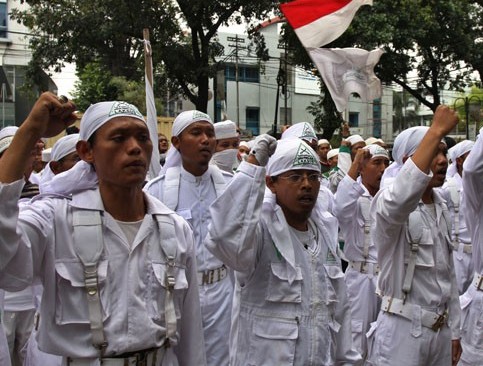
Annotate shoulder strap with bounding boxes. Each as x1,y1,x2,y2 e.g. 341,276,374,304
209,165,227,198
402,207,423,301
358,196,372,259
446,178,460,244
163,167,181,211
72,208,108,355
154,214,178,348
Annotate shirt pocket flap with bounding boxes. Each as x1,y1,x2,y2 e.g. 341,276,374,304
270,262,303,281
323,264,344,279
152,262,188,290
253,319,299,340
55,259,108,287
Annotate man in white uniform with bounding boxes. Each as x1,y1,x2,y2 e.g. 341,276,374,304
145,111,233,366
205,136,362,365
367,105,462,366
440,140,474,295
0,93,205,366
334,144,389,361
459,128,483,365
210,120,239,174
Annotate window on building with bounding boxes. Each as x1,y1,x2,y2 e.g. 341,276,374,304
246,107,260,135
225,65,259,83
349,112,359,127
0,1,7,39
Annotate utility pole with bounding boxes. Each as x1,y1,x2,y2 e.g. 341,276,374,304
228,35,245,127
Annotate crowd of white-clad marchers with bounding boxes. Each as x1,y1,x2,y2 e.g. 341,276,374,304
0,92,482,366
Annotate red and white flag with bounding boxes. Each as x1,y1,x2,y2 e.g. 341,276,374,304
280,0,373,48
309,47,384,112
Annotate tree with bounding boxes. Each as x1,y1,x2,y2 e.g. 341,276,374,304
73,61,164,114
282,0,482,138
12,0,281,112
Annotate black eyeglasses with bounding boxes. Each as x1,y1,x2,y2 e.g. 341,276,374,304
277,172,322,184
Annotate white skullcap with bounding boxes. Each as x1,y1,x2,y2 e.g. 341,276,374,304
327,148,339,160
41,102,144,195
172,110,212,137
214,120,237,139
281,122,317,143
51,134,79,162
80,101,145,142
267,138,321,176
42,148,52,162
345,134,365,145
239,141,249,149
160,110,213,175
0,126,18,154
317,139,331,147
448,140,474,161
363,144,389,160
365,137,384,146
40,135,79,192
392,126,430,165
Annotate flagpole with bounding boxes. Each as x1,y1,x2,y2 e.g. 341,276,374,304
143,28,161,179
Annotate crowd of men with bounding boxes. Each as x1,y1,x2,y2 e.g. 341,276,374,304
0,92,481,366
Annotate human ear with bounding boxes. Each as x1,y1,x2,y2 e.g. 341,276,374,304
266,176,277,194
76,141,94,164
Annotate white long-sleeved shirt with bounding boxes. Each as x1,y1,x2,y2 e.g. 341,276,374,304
144,165,232,272
462,127,483,274
334,175,377,262
205,162,361,365
440,173,471,245
371,158,461,338
0,180,205,364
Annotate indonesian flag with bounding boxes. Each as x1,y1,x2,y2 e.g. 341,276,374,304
280,0,373,48
309,47,384,112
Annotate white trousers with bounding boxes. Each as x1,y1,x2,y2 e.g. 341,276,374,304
23,327,62,366
199,276,233,366
367,311,452,366
0,326,11,366
345,268,380,360
3,309,35,366
458,290,483,365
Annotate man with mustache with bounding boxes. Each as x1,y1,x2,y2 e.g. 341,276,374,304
205,136,361,365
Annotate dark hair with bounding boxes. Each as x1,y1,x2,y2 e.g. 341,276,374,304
66,126,80,135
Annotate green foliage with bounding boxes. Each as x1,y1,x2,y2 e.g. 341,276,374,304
13,0,281,113
306,83,343,140
284,0,482,139
72,61,163,114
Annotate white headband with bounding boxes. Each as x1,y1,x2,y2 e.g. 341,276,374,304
363,144,389,160
51,134,79,162
448,140,474,161
267,138,321,176
172,110,213,137
317,139,331,147
80,101,145,141
327,148,339,160
0,126,18,154
281,122,317,143
345,134,365,145
214,120,237,139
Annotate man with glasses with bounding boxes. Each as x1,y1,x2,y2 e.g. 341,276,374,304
205,136,361,365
